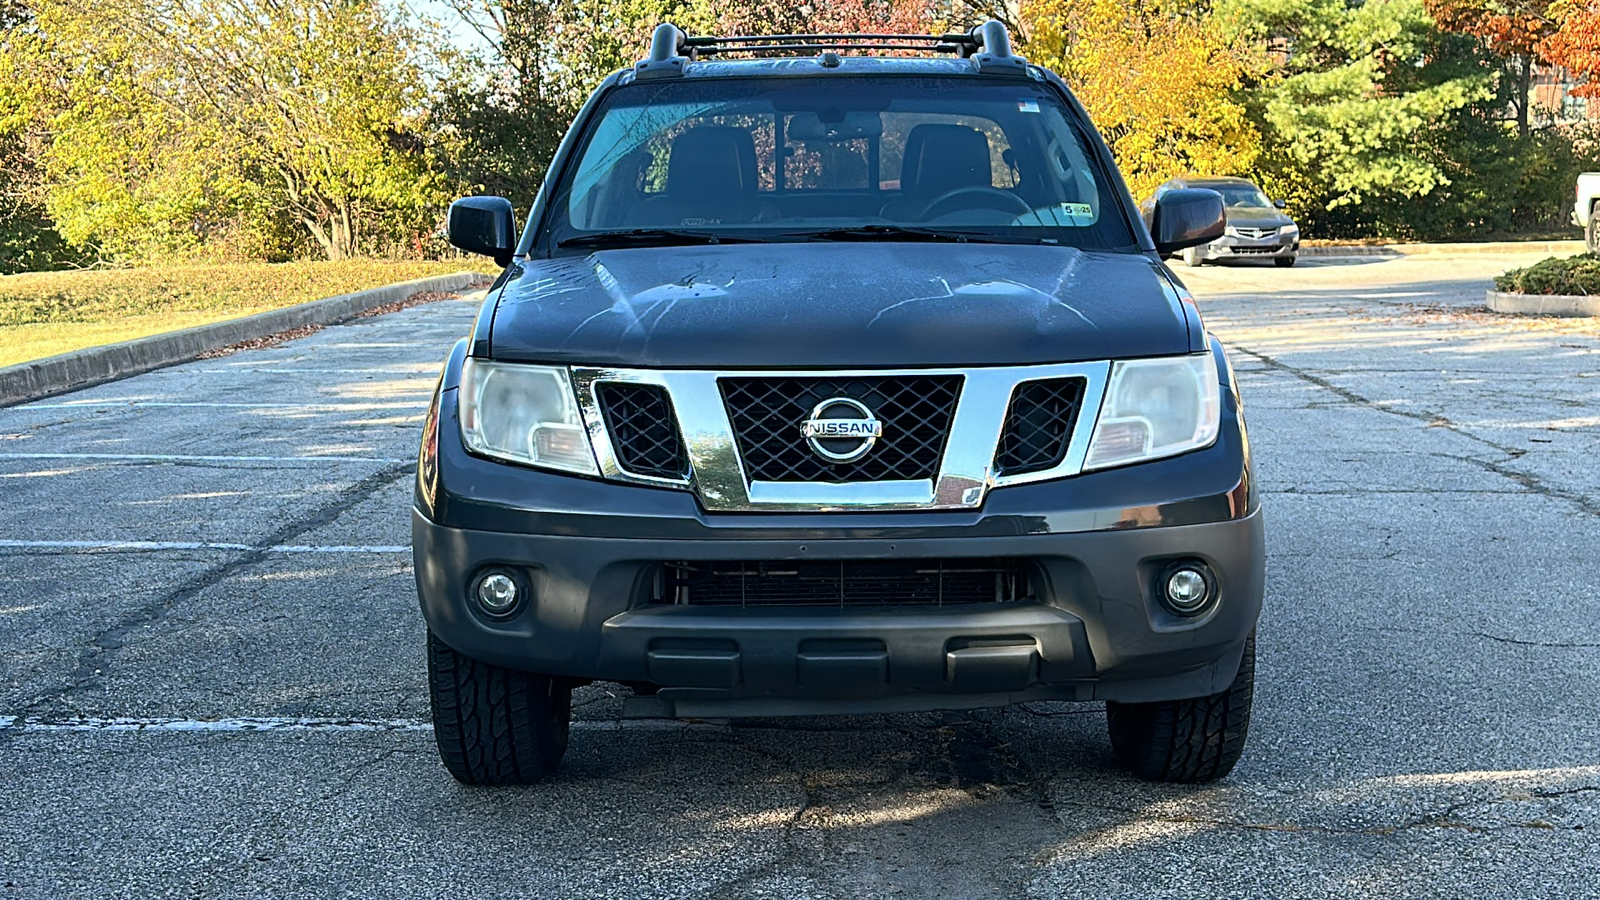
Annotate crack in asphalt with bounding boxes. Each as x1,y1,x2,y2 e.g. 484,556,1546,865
17,463,414,717
1229,345,1600,519
1370,624,1600,650
1056,782,1599,839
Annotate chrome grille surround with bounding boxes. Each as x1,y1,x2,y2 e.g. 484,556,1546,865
1230,226,1279,240
571,362,1111,512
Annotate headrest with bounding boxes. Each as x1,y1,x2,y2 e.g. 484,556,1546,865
667,126,759,197
900,124,992,195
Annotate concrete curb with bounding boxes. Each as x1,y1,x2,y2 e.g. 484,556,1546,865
0,271,492,408
1303,240,1586,257
1485,290,1600,317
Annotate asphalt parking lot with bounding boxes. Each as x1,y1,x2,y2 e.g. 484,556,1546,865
2,252,1597,898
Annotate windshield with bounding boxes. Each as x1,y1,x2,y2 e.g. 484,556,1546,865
1202,184,1273,209
542,76,1137,251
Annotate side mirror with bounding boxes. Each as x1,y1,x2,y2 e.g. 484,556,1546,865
1151,188,1225,256
448,196,516,267
1273,198,1287,210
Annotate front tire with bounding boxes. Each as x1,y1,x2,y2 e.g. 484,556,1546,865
1275,255,1296,268
427,631,572,785
1181,247,1203,267
1105,631,1255,783
1586,208,1598,253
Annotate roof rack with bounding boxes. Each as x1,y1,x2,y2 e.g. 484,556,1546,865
634,19,1026,79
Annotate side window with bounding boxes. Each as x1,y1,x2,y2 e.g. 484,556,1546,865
880,113,1017,190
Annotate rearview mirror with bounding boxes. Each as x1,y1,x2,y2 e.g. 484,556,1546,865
786,111,883,141
448,196,517,267
1151,189,1226,256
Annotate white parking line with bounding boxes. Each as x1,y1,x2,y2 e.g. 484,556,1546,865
0,452,409,464
0,716,704,733
193,367,437,375
0,539,253,552
15,401,423,411
0,540,408,553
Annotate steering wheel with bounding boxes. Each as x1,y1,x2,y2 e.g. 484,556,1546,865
918,186,1031,220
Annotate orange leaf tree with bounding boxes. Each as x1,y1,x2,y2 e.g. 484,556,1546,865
1541,1,1600,96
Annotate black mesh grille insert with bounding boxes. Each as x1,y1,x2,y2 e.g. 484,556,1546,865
658,559,1026,607
597,383,689,480
720,375,961,483
994,378,1085,476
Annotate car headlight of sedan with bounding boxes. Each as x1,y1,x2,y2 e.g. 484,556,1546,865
458,358,599,475
1084,354,1222,470
1280,224,1300,239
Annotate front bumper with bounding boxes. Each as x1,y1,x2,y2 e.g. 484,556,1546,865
1195,234,1299,262
414,373,1265,716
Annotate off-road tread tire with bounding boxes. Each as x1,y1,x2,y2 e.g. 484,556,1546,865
427,631,571,785
1105,632,1254,783
1587,208,1598,253
1275,255,1296,268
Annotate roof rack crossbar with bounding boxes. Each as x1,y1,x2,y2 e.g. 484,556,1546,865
634,19,1023,76
691,42,970,56
682,33,975,46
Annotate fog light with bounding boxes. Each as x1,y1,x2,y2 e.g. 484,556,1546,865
474,572,521,615
1162,565,1213,615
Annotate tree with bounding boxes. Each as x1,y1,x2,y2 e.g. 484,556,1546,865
1220,0,1576,238
9,0,449,262
1021,0,1265,200
1425,0,1560,134
1540,1,1600,96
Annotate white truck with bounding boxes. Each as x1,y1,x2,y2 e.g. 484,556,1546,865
1579,172,1599,252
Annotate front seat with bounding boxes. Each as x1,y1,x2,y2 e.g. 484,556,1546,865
659,126,762,225
881,124,993,220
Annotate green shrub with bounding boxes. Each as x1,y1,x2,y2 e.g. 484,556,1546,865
1494,254,1600,295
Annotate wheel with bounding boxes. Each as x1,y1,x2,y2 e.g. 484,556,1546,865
1587,208,1598,253
1275,255,1296,268
1181,247,1203,267
427,630,572,785
1105,631,1255,783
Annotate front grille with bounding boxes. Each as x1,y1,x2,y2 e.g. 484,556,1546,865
597,383,689,480
720,376,961,483
657,559,1027,607
1232,227,1278,240
994,378,1084,476
1229,245,1279,255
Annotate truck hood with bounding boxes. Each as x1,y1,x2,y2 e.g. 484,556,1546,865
488,243,1191,368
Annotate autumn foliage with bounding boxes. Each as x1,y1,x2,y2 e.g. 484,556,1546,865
1426,0,1600,96
1019,0,1265,200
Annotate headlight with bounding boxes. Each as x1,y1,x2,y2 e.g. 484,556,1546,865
458,358,599,475
1084,354,1221,470
1280,224,1300,238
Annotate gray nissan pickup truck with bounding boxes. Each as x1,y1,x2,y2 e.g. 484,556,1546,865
415,22,1265,785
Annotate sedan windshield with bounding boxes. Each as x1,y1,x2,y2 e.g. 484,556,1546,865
1203,184,1274,209
542,76,1137,251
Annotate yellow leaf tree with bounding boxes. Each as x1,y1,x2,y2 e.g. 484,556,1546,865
1020,0,1266,201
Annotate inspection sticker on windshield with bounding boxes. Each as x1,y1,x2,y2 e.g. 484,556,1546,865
1061,203,1093,217
1018,99,1040,113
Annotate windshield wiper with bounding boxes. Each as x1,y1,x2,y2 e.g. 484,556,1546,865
781,225,1045,244
556,228,767,249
